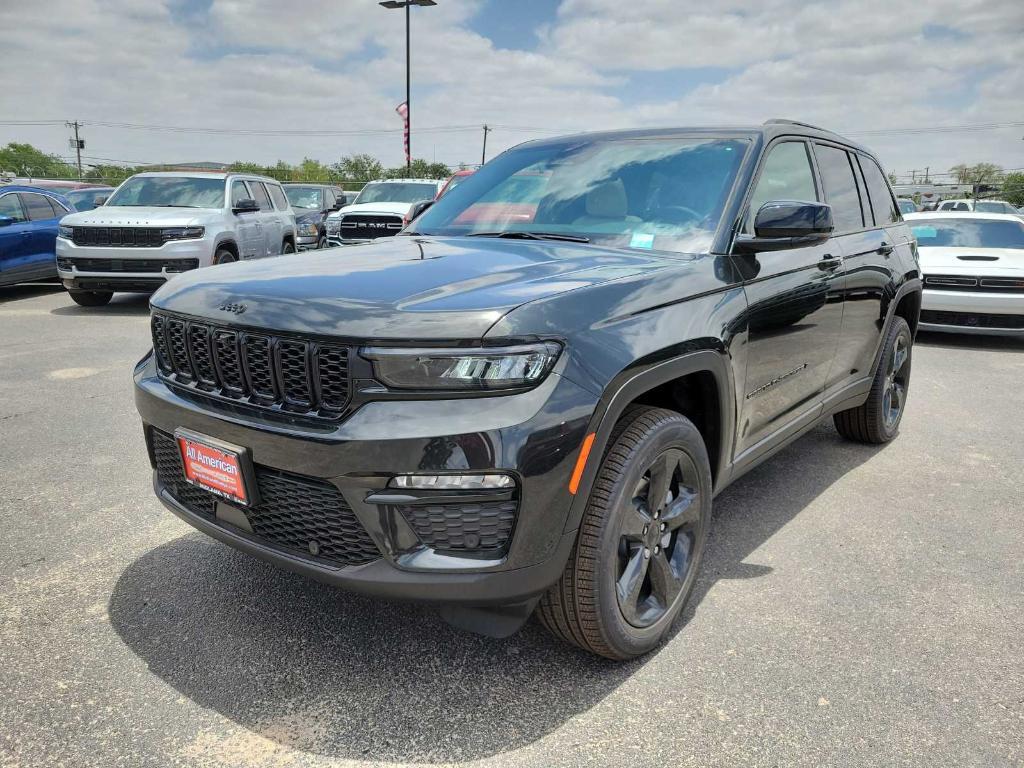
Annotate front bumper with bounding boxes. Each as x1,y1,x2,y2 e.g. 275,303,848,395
296,234,320,251
56,236,209,292
920,288,1024,335
134,354,597,605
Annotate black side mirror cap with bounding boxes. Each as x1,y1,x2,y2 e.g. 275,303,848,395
93,196,108,207
232,199,259,214
406,199,434,223
734,200,833,253
0,214,14,228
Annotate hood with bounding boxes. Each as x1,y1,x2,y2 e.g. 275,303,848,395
151,236,680,339
59,206,215,227
917,246,1024,272
292,207,324,223
326,201,410,220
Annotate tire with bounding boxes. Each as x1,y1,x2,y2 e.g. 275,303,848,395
68,290,113,307
214,248,237,265
317,236,327,250
537,406,713,660
834,316,912,444
282,240,295,254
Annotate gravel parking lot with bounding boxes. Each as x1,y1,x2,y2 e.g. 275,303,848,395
1,284,1022,768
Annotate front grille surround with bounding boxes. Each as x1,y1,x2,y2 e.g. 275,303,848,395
71,226,166,248
150,429,380,568
57,256,199,273
338,214,404,240
151,312,352,419
924,274,1024,293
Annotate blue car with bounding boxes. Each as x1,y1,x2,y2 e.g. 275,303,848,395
0,185,73,287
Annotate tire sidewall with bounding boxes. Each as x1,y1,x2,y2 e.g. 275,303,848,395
591,414,713,656
875,317,913,440
214,249,235,265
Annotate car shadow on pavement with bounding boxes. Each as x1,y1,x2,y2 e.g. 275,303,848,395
108,422,878,763
0,283,64,304
49,292,151,316
915,330,1024,353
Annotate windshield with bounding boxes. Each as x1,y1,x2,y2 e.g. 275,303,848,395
285,186,324,209
974,201,1011,213
898,199,917,214
66,189,109,211
354,182,438,205
410,136,750,254
910,218,1024,249
106,176,225,208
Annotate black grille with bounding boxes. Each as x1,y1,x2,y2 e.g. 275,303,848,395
72,227,165,248
151,312,351,418
920,310,1024,329
150,429,379,567
399,499,517,553
924,275,1024,293
339,214,403,240
57,256,198,273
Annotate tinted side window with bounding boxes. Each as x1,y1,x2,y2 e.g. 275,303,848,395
814,144,865,233
250,182,272,211
0,193,27,222
859,155,900,225
22,193,58,221
267,183,289,211
746,141,817,233
48,197,69,217
230,180,250,206
323,189,336,209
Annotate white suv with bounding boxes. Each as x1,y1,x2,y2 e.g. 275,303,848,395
56,172,297,306
325,178,443,246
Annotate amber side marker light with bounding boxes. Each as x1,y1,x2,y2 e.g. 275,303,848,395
568,433,596,495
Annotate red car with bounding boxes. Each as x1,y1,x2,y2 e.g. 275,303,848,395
436,169,475,198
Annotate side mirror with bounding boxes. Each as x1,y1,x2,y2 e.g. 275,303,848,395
0,215,14,228
233,198,259,214
93,196,108,207
734,201,833,253
406,199,434,223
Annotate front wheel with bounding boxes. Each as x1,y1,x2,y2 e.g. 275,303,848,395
68,290,112,307
317,236,327,250
537,406,712,660
282,240,295,254
834,315,913,443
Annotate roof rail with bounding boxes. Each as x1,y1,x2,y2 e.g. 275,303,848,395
764,118,834,133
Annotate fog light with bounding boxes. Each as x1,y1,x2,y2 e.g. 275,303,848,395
389,473,514,490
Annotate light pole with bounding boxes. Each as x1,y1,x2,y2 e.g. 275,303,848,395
380,0,436,175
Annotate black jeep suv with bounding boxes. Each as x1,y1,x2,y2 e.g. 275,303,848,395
135,120,921,659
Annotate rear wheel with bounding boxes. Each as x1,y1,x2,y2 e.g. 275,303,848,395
68,290,112,307
834,316,912,444
214,248,237,265
537,406,712,660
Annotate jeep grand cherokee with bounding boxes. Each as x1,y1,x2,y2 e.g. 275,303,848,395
134,120,921,659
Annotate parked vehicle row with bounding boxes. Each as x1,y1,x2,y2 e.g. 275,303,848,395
0,185,72,287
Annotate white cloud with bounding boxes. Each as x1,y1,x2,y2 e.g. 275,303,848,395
0,0,1021,177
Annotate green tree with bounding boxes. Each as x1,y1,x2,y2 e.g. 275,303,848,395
0,142,78,179
1001,172,1024,207
384,158,452,180
948,164,970,184
887,171,898,185
333,154,385,182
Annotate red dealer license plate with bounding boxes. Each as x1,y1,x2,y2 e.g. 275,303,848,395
175,429,253,507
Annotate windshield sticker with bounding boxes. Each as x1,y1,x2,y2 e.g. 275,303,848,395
911,226,937,238
629,232,655,249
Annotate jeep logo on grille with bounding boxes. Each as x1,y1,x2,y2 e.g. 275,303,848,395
218,302,247,315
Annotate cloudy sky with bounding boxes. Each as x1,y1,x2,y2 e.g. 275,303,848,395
1,0,1022,180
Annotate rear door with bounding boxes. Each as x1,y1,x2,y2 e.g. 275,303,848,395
19,192,62,277
732,139,845,458
248,181,279,256
0,192,33,281
230,180,261,259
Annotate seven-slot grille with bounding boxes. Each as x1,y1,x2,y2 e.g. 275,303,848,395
151,312,351,418
338,214,404,240
923,275,1024,293
150,429,380,567
71,227,166,248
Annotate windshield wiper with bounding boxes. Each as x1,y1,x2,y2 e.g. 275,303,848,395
467,231,590,243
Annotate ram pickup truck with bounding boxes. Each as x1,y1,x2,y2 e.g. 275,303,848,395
134,120,921,659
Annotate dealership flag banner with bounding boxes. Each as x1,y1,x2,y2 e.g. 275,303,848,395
396,102,410,166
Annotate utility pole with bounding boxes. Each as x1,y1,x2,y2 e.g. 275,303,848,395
924,166,930,183
481,124,491,165
66,121,84,180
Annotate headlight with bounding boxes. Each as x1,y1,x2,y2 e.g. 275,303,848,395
326,220,341,234
161,226,205,241
361,342,561,391
299,221,319,237
59,224,74,239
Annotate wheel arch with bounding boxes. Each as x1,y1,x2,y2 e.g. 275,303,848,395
563,349,735,534
215,238,239,258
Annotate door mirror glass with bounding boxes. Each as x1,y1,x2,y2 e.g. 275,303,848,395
233,198,259,214
406,199,434,223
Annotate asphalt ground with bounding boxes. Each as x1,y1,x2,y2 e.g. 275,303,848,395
1,283,1022,768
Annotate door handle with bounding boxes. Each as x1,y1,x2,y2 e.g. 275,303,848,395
818,254,842,271
878,242,894,256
